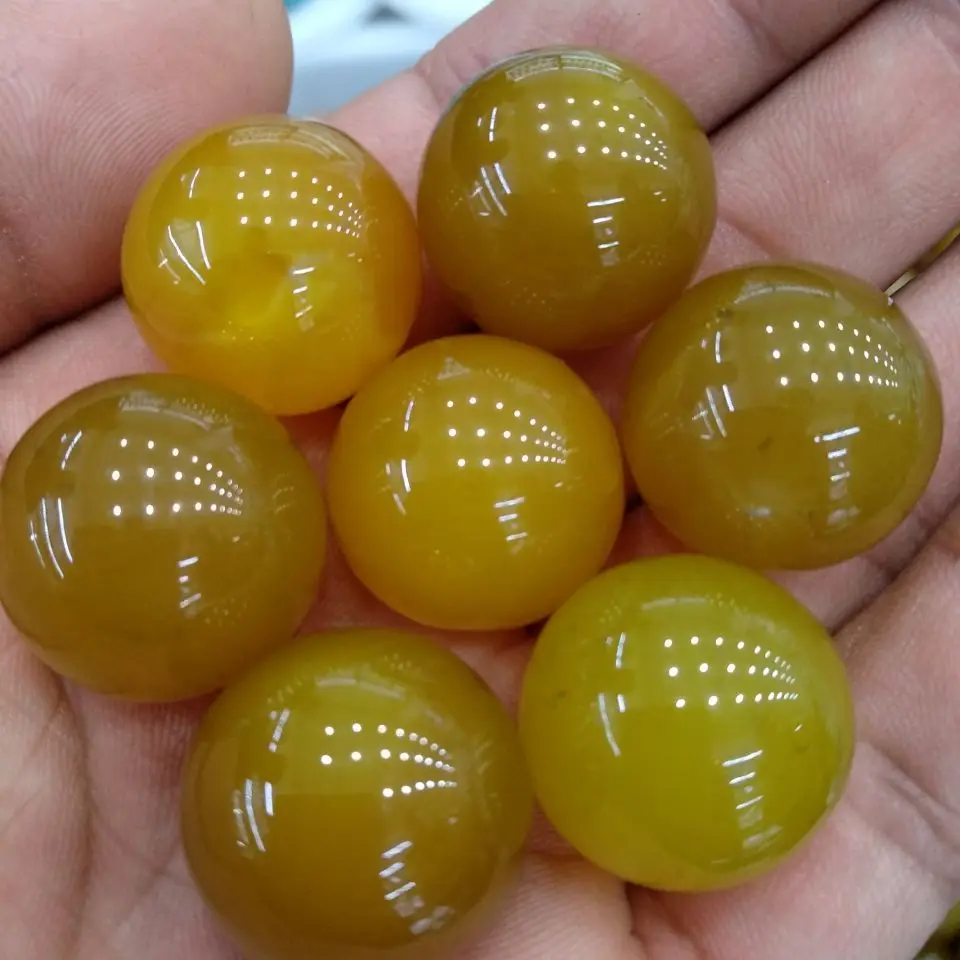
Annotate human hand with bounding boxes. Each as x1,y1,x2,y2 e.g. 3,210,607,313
1,1,959,958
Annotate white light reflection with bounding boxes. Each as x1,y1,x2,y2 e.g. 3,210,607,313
244,779,266,852
60,431,83,468
39,499,65,580
597,693,621,757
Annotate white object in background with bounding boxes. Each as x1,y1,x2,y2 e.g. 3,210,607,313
391,0,493,32
288,0,493,117
287,0,368,44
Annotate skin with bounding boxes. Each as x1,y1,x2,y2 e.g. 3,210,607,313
0,1,959,959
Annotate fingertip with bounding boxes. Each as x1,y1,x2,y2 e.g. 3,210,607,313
0,0,293,353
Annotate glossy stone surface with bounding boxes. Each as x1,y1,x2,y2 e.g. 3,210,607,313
122,116,421,415
182,629,533,960
326,335,624,630
417,47,716,352
0,375,325,701
623,262,942,569
520,555,854,891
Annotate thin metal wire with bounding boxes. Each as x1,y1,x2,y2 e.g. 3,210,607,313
887,225,960,297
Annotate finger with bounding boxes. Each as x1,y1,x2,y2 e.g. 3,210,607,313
0,644,87,960
0,0,292,354
0,0,894,519
577,0,960,423
321,0,884,346
459,857,636,960
329,0,883,211
0,0,889,460
710,0,960,288
598,0,960,619
422,0,882,134
634,493,960,960
0,5,927,955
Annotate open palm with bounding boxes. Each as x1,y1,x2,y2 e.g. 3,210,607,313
2,1,960,958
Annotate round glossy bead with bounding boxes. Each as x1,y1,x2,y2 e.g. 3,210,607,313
0,375,325,701
326,335,624,630
182,629,533,960
417,47,716,352
519,555,854,891
122,116,421,415
622,262,942,569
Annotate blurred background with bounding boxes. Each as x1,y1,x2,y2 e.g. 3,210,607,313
286,0,492,115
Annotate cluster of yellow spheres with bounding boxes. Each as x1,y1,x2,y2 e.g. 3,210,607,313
0,47,943,960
